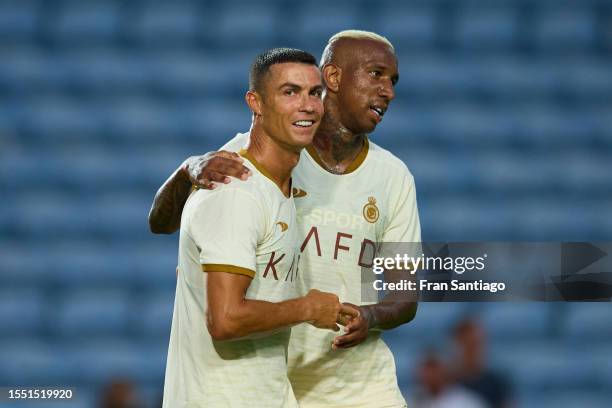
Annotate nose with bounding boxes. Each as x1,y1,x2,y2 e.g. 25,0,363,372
300,93,320,114
379,78,395,101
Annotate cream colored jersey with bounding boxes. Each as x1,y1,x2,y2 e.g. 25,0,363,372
163,149,300,408
223,133,421,407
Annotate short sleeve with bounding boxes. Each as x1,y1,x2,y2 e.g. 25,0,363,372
382,172,421,244
187,188,266,278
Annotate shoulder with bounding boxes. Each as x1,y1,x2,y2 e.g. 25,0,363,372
184,175,267,222
367,140,415,184
220,132,250,152
193,172,267,207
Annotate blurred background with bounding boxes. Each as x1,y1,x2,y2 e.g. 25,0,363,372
0,0,611,407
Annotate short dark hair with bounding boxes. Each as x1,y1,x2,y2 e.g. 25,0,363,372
249,48,318,93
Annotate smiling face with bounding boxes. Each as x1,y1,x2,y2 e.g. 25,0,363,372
334,39,398,134
251,62,324,150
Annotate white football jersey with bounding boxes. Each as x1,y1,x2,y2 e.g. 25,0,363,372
222,133,421,407
163,149,300,408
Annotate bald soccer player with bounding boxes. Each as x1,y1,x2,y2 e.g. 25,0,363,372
162,48,357,408
152,31,421,408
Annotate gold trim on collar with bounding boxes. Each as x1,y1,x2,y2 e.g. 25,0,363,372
239,149,291,198
306,137,369,175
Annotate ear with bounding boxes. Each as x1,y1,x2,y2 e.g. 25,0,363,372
322,64,341,93
245,91,263,116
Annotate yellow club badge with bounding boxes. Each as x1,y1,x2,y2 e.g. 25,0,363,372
276,221,289,232
363,196,379,223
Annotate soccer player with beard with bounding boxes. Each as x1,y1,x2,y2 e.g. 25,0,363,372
152,31,421,408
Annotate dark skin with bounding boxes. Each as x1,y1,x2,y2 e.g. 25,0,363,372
149,38,417,347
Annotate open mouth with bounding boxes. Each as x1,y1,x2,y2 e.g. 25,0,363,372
293,120,315,128
370,106,385,119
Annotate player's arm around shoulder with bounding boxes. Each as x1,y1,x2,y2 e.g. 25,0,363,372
148,151,252,234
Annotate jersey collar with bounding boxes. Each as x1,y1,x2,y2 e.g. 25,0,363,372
305,137,369,175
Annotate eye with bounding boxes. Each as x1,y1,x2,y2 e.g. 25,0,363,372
310,89,323,98
370,70,382,78
284,89,296,96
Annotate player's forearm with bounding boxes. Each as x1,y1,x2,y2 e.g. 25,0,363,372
148,166,192,234
364,265,418,330
208,297,311,341
362,300,417,331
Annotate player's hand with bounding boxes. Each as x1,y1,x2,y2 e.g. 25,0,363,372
332,303,371,349
181,151,251,189
304,290,359,332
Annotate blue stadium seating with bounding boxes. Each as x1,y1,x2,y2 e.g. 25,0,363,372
212,4,278,47
481,303,551,340
0,340,61,386
53,290,132,338
0,1,38,41
493,342,602,391
52,2,121,45
1,1,611,406
534,8,595,51
375,6,437,49
455,7,518,50
129,2,204,46
564,302,612,343
0,290,44,336
136,291,175,338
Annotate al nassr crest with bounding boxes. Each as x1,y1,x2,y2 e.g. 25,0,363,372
363,196,379,223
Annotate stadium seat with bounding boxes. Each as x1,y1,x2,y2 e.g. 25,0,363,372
147,52,214,96
19,96,106,139
493,342,601,391
0,1,38,42
56,50,153,94
560,60,612,101
469,58,561,101
62,340,167,384
375,5,437,49
51,2,121,45
136,291,175,338
293,3,360,48
522,392,611,408
514,201,599,241
455,7,518,50
422,199,518,241
0,242,56,286
395,56,475,98
129,3,203,46
53,290,132,338
0,290,44,336
211,4,278,47
481,303,551,341
534,8,595,51
0,340,62,386
0,49,54,94
564,303,612,342
386,303,469,345
106,97,188,142
187,100,253,146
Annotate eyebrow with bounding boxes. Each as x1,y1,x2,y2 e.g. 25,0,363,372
277,82,324,91
311,84,324,92
277,82,302,90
